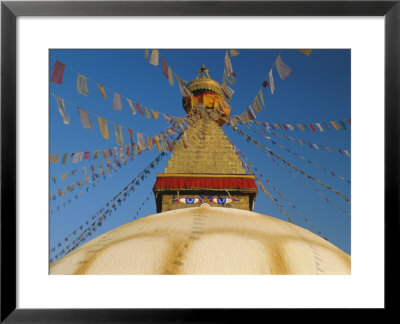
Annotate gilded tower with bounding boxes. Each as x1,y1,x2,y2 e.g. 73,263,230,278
153,66,258,213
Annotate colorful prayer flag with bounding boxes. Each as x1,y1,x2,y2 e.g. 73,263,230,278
77,107,94,129
49,154,59,164
339,120,347,130
61,172,67,181
61,153,68,164
97,84,107,99
224,50,234,76
269,69,275,94
315,123,324,132
143,106,150,119
126,98,136,115
151,109,159,120
297,49,312,56
135,102,144,115
54,96,70,124
229,49,240,57
50,60,66,84
149,49,159,66
168,66,174,86
161,57,169,79
114,124,124,146
97,116,110,139
330,121,340,130
258,89,265,107
112,93,122,111
144,49,149,60
77,74,89,96
275,54,293,80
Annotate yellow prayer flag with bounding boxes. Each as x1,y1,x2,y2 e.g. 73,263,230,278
97,116,109,139
258,89,265,107
144,106,150,119
297,49,312,56
297,124,305,131
61,172,67,181
154,136,162,151
102,149,108,159
97,84,107,99
151,109,159,120
330,121,340,130
229,49,240,57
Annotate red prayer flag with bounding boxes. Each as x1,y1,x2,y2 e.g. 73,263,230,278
51,60,66,84
262,80,270,87
128,129,134,146
83,151,91,160
348,118,351,124
282,124,288,130
108,148,113,156
161,57,169,79
90,164,95,171
135,103,144,115
309,123,317,132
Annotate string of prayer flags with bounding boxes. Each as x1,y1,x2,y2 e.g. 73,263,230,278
54,95,70,124
114,124,124,146
97,116,110,139
297,49,312,56
275,54,293,80
233,126,350,204
77,107,94,129
126,98,136,115
254,118,351,132
229,49,240,57
149,49,159,66
77,74,89,96
50,60,66,84
112,93,123,111
269,69,275,94
97,84,107,99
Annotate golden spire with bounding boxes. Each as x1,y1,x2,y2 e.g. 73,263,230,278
196,64,211,79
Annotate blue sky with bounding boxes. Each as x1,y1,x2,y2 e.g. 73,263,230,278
49,49,351,261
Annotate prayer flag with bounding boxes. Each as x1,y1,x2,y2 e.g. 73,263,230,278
175,74,192,97
97,84,107,99
83,151,91,160
315,123,324,132
224,50,234,76
287,124,295,131
309,124,317,132
246,107,256,120
94,150,99,160
50,60,66,84
339,120,347,130
61,172,67,181
52,176,57,184
151,109,159,120
275,55,293,80
102,149,108,159
144,106,150,119
258,89,265,107
72,153,79,164
168,66,174,86
97,116,110,139
330,121,340,130
297,49,312,56
144,49,149,60
49,154,59,164
161,57,169,79
149,49,159,66
269,69,275,94
137,133,146,150
54,96,70,124
114,124,124,146
77,74,89,96
135,102,144,115
112,93,123,110
146,136,153,150
262,80,270,88
167,140,174,151
127,129,134,146
154,136,162,151
253,95,262,113
348,118,351,125
229,49,240,57
126,98,136,115
344,150,351,157
82,167,87,175
77,107,94,129
61,153,68,164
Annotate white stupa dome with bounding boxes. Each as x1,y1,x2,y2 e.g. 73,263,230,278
50,206,350,275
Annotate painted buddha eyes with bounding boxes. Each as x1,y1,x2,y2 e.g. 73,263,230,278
174,197,202,204
209,196,239,205
173,196,239,205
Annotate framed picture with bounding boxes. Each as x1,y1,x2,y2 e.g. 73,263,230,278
1,0,398,321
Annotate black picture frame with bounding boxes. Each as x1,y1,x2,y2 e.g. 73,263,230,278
1,0,398,322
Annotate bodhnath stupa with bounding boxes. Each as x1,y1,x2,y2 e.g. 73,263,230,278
50,65,351,275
